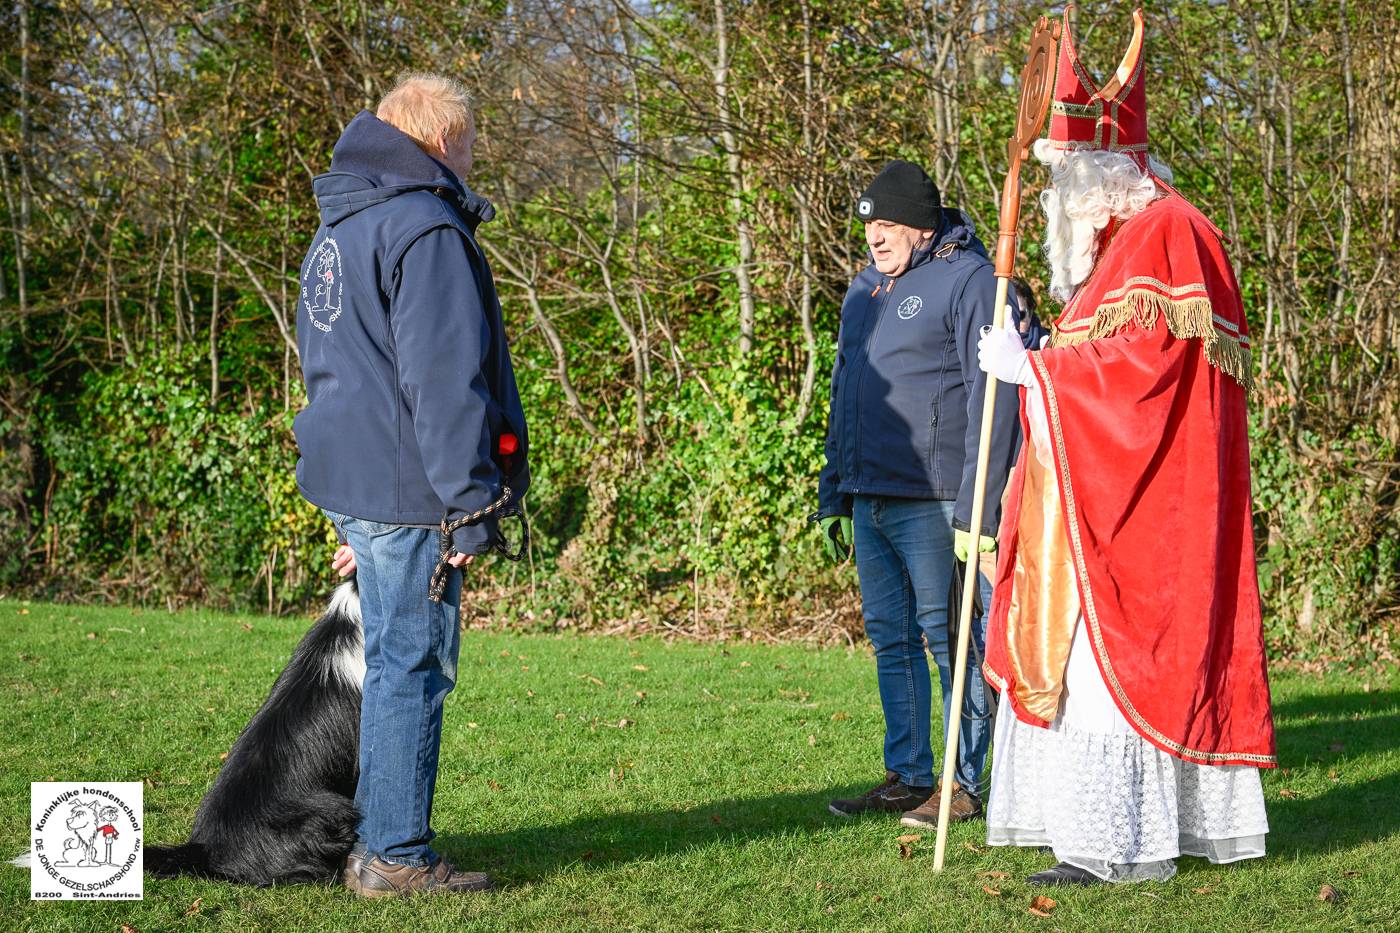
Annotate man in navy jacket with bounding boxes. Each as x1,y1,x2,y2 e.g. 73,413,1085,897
293,74,527,897
817,161,1034,827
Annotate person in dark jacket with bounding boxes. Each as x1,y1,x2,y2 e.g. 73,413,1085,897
293,73,528,897
816,160,1038,827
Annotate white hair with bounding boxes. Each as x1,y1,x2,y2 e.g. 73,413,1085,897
1034,139,1173,302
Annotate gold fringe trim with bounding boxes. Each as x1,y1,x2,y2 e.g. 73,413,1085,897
1051,290,1254,393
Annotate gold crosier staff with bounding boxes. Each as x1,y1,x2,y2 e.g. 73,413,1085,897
932,16,1060,873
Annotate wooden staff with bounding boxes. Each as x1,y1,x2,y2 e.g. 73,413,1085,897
932,16,1060,873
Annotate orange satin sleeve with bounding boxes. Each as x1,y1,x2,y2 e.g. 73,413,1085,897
1004,437,1081,723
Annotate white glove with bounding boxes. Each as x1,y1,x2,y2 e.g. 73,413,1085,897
977,315,1033,387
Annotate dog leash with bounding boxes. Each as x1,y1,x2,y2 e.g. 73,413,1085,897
427,487,529,602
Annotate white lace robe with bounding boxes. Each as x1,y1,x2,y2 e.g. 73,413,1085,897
985,617,1270,882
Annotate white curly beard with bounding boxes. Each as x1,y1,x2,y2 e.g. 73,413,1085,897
1036,139,1172,303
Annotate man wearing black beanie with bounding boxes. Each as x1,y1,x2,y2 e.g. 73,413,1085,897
815,160,1040,826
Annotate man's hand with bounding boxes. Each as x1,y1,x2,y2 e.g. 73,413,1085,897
819,515,854,563
332,544,357,578
953,529,996,562
446,552,476,569
977,315,1034,387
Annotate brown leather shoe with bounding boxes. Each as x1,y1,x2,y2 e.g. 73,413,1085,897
342,847,364,887
898,781,982,827
348,855,495,898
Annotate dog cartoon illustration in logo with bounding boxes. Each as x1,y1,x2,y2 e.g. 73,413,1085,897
54,801,103,867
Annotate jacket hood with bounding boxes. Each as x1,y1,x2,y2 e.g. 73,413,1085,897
311,110,496,228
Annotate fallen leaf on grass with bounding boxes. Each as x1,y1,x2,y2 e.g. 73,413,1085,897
583,675,605,686
1318,884,1341,903
633,664,648,671
86,632,97,639
871,894,882,903
1028,894,1057,917
184,898,203,917
218,752,228,762
982,886,1001,897
1342,870,1361,878
807,734,817,747
1192,885,1214,894
710,814,723,825
487,780,503,792
240,623,253,632
831,711,851,721
1278,789,1300,799
467,722,480,729
18,608,29,615
898,843,914,860
978,870,1010,880
896,834,922,844
580,850,595,862
122,925,137,933
526,689,535,698
963,842,986,854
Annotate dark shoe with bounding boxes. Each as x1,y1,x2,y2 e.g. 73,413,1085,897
828,771,934,817
899,781,983,827
348,855,495,898
1027,862,1105,887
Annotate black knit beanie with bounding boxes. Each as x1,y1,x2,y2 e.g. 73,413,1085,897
856,160,941,229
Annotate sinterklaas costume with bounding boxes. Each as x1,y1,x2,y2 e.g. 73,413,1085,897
983,9,1275,883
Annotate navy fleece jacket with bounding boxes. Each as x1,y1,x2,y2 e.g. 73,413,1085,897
293,111,529,554
818,209,1034,537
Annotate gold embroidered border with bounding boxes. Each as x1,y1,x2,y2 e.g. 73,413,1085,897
1050,283,1254,392
1030,351,1277,766
1100,276,1208,303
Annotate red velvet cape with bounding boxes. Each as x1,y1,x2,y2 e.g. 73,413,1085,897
985,186,1277,767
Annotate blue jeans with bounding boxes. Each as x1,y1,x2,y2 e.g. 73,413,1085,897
853,496,993,792
323,510,463,867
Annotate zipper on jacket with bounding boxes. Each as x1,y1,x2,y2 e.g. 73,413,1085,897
850,275,897,487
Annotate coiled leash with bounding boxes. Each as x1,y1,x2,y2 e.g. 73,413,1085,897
427,486,529,602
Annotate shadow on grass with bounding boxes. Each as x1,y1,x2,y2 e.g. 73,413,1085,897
437,784,878,884
1269,688,1400,858
437,691,1400,883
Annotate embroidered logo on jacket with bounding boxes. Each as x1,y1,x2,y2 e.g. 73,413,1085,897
897,295,923,320
302,238,344,333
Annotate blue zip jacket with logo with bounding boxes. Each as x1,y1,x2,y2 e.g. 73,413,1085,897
293,111,528,554
818,209,1032,537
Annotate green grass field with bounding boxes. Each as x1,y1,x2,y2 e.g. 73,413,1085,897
1,598,1397,932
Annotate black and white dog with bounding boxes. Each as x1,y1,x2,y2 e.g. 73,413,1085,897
145,581,365,885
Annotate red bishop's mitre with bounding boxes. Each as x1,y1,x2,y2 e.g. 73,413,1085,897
1046,6,1149,168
